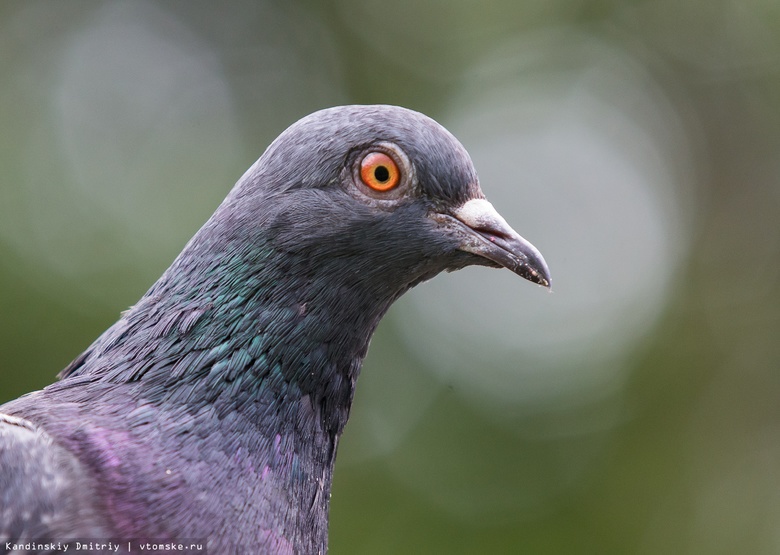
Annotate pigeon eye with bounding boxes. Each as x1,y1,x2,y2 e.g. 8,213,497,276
360,152,400,192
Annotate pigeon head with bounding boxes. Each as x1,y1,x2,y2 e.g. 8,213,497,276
195,104,550,302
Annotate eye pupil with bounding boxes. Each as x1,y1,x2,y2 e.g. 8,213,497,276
374,165,390,182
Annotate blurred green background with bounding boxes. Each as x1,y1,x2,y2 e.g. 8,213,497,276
2,1,780,553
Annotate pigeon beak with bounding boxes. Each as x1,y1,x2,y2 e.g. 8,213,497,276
447,198,551,288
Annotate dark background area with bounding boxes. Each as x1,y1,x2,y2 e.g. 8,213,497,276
2,1,780,553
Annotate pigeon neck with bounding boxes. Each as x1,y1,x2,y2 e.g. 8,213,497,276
62,241,398,438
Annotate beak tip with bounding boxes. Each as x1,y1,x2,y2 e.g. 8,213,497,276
523,255,552,290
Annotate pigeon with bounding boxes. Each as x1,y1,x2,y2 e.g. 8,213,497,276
0,105,550,554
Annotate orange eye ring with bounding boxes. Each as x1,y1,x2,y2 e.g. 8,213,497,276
360,152,400,192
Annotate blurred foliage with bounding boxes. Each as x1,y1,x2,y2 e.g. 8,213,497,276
2,1,780,553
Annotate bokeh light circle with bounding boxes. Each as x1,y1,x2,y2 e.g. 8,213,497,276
396,32,696,418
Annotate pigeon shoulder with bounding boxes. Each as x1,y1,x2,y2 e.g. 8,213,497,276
0,412,112,541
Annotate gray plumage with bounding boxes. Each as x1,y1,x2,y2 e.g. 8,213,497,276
0,105,550,554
